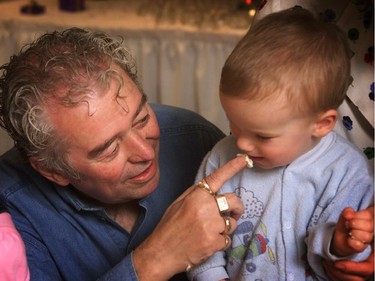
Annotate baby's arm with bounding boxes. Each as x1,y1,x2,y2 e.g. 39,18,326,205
331,206,374,257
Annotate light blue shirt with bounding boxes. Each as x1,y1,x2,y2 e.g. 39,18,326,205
190,132,373,281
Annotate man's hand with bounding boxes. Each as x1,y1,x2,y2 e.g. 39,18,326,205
324,206,374,281
323,242,373,281
133,156,247,281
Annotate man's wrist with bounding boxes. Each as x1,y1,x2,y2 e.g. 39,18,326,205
133,242,177,281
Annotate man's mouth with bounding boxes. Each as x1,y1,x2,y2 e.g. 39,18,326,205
128,160,157,183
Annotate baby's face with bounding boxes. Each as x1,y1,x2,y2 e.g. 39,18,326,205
220,94,320,170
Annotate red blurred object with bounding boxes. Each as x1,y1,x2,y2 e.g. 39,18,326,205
238,0,253,10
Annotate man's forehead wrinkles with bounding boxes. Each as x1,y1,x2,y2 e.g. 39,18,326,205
86,91,146,159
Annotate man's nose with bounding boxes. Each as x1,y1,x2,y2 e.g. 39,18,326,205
125,131,155,162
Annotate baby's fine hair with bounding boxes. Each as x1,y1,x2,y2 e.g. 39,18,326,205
220,7,352,116
0,28,144,179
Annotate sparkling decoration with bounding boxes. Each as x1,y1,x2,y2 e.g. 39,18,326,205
137,0,262,30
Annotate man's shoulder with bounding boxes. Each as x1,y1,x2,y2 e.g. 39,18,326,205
151,103,225,138
0,148,43,198
0,148,28,186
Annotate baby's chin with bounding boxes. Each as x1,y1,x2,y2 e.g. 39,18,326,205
252,160,287,170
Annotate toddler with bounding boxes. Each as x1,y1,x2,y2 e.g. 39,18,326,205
188,7,374,281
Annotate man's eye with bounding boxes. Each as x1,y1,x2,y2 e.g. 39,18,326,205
133,114,150,128
100,143,119,161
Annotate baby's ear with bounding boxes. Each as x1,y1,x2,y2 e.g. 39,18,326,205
312,109,338,138
30,157,70,186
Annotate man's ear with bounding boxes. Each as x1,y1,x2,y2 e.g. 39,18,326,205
30,157,70,186
312,109,338,138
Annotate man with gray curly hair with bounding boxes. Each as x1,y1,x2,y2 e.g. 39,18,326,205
0,27,248,280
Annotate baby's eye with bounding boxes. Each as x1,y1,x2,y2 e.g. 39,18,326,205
257,135,273,141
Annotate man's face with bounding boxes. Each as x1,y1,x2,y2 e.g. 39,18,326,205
46,67,160,203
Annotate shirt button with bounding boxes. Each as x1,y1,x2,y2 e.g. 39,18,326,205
287,273,295,280
284,221,292,229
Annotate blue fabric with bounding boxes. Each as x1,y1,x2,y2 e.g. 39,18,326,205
189,132,374,281
0,103,225,281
